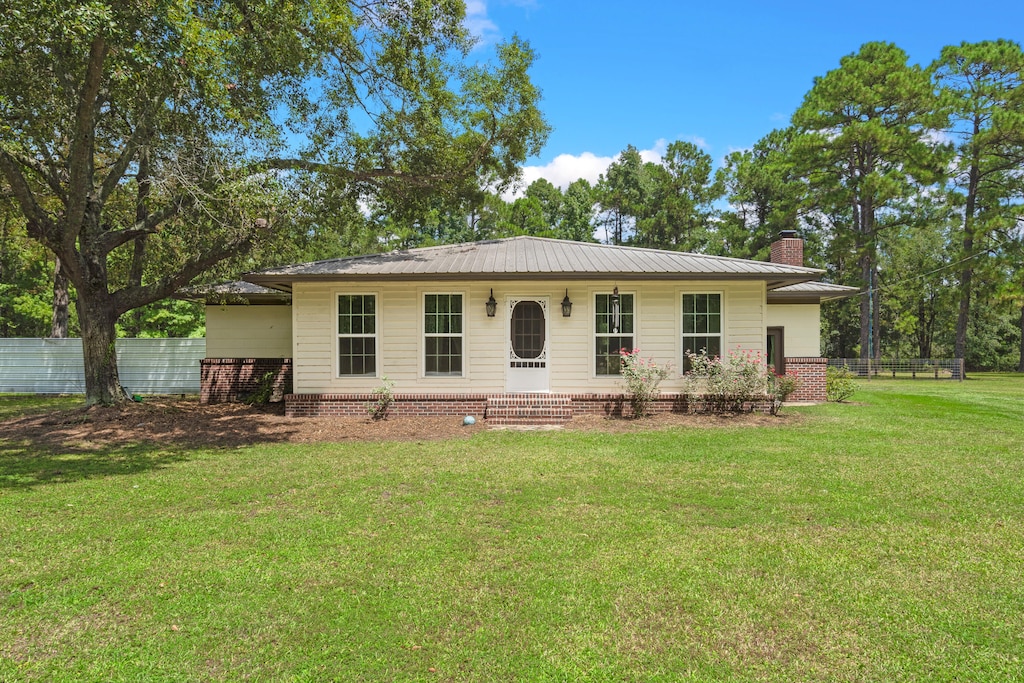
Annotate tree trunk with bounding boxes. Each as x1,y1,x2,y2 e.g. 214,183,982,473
955,143,981,374
858,252,873,360
1018,303,1024,373
77,287,125,405
50,256,70,338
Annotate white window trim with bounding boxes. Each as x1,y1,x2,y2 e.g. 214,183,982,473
591,288,639,378
680,290,725,373
421,290,467,379
335,291,380,379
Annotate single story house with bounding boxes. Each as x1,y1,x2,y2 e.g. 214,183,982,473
196,232,856,422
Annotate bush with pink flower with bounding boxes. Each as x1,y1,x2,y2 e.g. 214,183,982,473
682,347,797,414
618,348,674,418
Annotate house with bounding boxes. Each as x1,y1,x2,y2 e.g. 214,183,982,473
197,233,856,422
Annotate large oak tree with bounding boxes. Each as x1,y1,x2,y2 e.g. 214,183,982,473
0,0,548,404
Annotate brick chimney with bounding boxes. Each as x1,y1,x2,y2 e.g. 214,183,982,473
770,230,804,267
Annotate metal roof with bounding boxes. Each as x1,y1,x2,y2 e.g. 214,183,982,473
177,281,292,304
768,281,860,303
244,236,825,292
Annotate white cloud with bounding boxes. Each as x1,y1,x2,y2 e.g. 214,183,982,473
465,0,499,45
519,151,616,192
510,139,702,198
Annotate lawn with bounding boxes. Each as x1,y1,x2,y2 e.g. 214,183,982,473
2,376,1023,681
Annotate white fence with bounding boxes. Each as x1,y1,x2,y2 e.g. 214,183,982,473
0,338,206,394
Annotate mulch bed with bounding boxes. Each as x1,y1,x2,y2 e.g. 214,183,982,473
1,397,792,451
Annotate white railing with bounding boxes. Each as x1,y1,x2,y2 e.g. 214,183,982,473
0,338,206,394
827,358,964,380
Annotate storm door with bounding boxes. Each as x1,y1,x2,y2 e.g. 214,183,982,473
506,298,550,392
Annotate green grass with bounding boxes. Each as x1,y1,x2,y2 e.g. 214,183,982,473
2,376,1023,681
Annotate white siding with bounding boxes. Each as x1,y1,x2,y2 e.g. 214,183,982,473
205,305,292,358
292,279,770,394
767,303,821,357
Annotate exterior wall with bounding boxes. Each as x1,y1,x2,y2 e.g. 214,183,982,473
783,357,826,402
767,303,821,358
291,279,769,396
285,392,774,418
200,358,293,403
205,305,292,359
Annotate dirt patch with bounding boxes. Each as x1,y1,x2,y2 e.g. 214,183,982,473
0,397,794,451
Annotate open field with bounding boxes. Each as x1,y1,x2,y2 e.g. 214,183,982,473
2,376,1023,681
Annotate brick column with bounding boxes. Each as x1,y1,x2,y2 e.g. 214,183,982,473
783,357,827,402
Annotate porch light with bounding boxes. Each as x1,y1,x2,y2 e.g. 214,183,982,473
486,289,497,317
561,289,572,317
611,286,620,333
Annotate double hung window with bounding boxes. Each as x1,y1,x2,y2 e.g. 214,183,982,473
424,294,463,376
338,294,376,376
682,293,721,371
594,292,634,375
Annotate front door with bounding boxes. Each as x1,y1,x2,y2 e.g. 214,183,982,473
506,298,549,392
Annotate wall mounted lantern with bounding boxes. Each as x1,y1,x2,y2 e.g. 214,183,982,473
485,288,497,317
561,289,573,317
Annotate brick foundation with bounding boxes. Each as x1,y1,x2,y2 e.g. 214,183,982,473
285,391,774,420
200,358,293,404
783,357,827,402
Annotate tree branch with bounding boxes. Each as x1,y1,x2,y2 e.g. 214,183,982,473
65,35,108,239
0,152,63,252
94,192,195,255
111,232,254,316
259,158,445,187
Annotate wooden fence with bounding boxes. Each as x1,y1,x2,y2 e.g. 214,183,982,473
0,338,206,394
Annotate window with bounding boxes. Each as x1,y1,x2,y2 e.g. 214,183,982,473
424,294,463,376
682,293,721,371
337,294,376,376
595,292,634,375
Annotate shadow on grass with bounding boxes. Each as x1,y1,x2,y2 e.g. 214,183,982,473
0,440,195,491
0,400,302,491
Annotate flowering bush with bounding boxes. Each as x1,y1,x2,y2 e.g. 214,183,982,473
619,348,673,418
682,347,796,415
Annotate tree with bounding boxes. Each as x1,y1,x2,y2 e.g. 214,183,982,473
715,128,802,259
556,179,596,242
596,145,647,244
0,0,548,404
524,178,562,230
932,40,1024,365
792,42,948,360
635,140,723,251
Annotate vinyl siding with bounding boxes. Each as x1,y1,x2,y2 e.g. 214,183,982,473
291,279,769,394
205,305,292,358
767,303,822,357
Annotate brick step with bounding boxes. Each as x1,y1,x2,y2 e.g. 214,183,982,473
486,395,573,425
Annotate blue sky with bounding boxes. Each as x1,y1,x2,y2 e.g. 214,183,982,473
467,0,1024,191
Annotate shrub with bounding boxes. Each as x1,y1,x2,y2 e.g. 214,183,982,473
244,371,277,406
826,366,858,402
768,373,798,415
619,348,673,418
367,376,395,420
682,348,772,413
